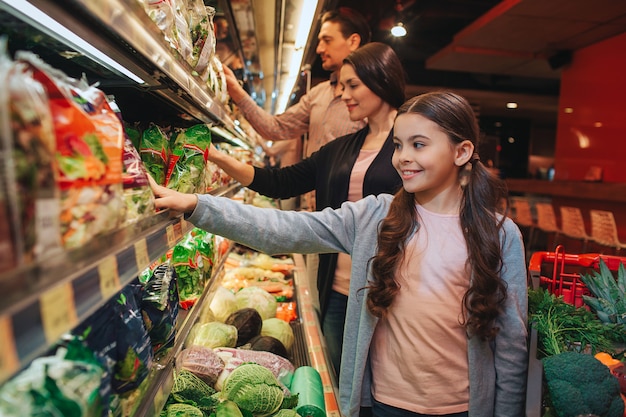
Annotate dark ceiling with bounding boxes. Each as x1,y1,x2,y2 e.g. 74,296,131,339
308,0,626,125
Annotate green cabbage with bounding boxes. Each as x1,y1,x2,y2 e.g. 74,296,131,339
222,363,284,416
235,287,277,320
165,403,204,416
187,321,237,349
261,318,294,352
209,286,238,322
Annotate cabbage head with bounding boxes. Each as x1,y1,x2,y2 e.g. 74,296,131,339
222,363,284,416
261,318,294,351
208,286,238,322
235,287,277,320
188,322,237,349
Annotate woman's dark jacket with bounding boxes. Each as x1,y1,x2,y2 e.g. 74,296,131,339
248,126,402,319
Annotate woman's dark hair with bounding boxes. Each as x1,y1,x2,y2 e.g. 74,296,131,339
320,7,372,45
368,91,509,341
343,42,406,109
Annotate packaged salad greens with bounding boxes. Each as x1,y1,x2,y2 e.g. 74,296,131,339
140,123,169,186
165,124,212,194
0,337,106,417
74,283,153,395
170,233,205,309
0,44,62,267
106,98,156,226
139,263,179,355
18,52,125,249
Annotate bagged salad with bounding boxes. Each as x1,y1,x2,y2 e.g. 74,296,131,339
140,123,170,186
18,52,125,249
165,124,211,193
139,262,179,354
0,44,61,267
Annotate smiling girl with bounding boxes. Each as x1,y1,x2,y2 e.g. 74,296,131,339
151,91,528,417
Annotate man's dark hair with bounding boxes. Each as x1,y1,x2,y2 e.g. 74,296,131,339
320,7,371,46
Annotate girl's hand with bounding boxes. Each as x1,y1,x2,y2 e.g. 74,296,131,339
148,175,198,214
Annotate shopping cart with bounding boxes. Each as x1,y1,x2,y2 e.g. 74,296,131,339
528,244,626,307
525,246,626,417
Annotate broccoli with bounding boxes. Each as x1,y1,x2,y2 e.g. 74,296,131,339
542,351,624,417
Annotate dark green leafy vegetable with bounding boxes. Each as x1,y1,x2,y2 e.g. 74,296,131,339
171,369,217,404
528,287,626,357
542,351,624,417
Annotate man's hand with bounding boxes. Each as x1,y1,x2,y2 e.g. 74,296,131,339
223,65,247,103
148,175,198,215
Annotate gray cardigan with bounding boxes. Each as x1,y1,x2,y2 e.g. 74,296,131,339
188,193,528,417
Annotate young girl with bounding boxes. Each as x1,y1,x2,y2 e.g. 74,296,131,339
151,91,528,417
207,42,404,377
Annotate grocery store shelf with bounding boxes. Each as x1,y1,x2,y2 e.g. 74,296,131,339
0,184,241,385
133,241,235,417
0,0,250,147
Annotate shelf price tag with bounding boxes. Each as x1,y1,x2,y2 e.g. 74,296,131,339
40,282,77,343
0,315,18,381
98,256,120,299
166,225,176,247
134,239,150,271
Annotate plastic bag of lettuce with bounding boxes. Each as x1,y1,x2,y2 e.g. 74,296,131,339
166,124,211,194
0,338,106,417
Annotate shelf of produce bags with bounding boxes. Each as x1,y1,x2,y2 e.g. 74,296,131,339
0,0,250,149
0,184,241,385
131,240,236,417
291,254,342,417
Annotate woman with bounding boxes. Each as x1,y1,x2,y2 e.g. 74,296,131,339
151,91,528,417
207,42,404,376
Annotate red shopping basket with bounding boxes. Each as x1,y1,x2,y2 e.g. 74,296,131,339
528,245,626,307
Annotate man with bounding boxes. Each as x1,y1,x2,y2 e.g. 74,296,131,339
222,7,371,158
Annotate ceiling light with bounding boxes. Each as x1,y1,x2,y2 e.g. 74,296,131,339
506,102,518,109
391,23,407,37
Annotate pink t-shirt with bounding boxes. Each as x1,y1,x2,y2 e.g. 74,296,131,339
332,149,379,295
370,204,470,414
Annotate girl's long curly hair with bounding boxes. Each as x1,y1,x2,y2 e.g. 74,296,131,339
367,91,509,340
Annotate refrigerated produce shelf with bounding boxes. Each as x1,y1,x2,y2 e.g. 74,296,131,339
0,184,241,385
